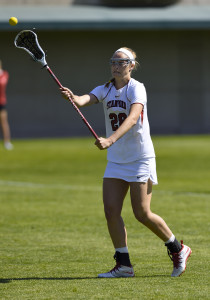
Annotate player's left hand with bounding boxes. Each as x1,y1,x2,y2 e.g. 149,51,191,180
60,87,74,101
95,137,113,150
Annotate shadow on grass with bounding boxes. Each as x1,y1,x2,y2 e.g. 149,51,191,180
0,274,168,283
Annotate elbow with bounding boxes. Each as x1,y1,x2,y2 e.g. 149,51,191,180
130,117,138,127
125,117,137,129
76,100,85,108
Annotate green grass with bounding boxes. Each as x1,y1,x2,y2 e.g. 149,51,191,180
0,135,209,299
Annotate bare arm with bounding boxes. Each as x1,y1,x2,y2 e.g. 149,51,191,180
60,87,98,107
95,103,143,150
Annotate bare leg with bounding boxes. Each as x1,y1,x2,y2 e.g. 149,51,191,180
0,109,11,143
130,179,172,242
103,178,129,248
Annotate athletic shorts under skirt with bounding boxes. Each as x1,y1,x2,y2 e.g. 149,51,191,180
103,157,158,185
0,104,6,111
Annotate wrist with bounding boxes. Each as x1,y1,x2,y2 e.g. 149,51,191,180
109,137,115,146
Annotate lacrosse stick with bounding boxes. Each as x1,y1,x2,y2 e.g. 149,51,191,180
14,30,99,140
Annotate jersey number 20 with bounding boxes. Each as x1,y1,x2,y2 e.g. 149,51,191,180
109,113,127,131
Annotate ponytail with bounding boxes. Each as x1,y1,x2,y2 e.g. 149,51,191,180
105,78,115,88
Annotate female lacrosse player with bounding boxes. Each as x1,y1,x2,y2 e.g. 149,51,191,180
60,47,191,278
0,60,13,150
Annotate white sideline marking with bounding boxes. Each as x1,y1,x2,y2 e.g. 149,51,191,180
155,190,209,198
0,180,101,192
0,180,209,198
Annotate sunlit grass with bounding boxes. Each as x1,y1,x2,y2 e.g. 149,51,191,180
0,136,209,299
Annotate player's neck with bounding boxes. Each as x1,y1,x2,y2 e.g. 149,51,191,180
114,77,130,90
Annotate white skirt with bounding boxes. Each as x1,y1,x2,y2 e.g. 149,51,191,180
104,157,158,185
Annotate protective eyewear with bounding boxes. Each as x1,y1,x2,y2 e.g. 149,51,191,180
109,58,133,67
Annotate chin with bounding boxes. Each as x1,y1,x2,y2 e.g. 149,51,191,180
113,73,121,77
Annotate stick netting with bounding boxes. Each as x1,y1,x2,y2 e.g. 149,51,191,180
15,30,47,66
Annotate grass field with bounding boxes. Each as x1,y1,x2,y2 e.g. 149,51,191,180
0,135,209,299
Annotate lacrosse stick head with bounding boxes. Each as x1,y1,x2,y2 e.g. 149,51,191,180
14,30,47,67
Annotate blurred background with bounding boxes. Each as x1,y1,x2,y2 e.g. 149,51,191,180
0,0,210,138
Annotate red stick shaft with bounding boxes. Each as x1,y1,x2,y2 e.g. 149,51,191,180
46,66,99,140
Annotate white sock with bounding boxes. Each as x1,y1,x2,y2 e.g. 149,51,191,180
165,234,175,244
115,247,128,253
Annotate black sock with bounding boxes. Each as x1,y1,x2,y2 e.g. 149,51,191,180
114,251,131,267
165,238,182,253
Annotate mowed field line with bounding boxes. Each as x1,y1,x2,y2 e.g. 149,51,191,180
0,180,209,198
0,179,102,192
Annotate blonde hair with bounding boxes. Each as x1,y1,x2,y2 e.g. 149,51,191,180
105,47,139,88
121,47,139,71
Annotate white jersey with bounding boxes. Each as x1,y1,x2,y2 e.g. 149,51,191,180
90,78,155,163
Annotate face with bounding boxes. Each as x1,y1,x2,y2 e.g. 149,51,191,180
110,52,134,80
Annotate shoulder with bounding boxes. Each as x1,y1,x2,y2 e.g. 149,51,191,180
3,71,9,79
127,78,147,105
3,70,9,76
127,78,146,97
0,70,9,81
129,78,145,90
93,82,112,90
90,83,112,102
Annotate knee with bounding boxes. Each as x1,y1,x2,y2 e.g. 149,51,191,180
104,205,120,222
133,210,151,225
